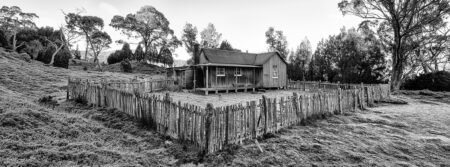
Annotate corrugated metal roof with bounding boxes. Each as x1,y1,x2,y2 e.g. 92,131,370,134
200,49,286,66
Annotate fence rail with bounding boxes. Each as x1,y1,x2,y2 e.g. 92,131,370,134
67,78,390,153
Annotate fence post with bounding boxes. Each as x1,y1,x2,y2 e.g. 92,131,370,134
102,80,107,106
353,87,357,112
205,103,214,154
364,86,369,107
250,101,256,139
318,81,321,90
293,92,299,123
150,81,153,92
225,105,229,145
67,77,70,100
262,95,268,135
303,81,306,91
338,88,342,114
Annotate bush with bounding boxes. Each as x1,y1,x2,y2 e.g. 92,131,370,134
402,71,450,91
37,46,53,64
107,50,125,65
120,60,132,73
73,49,81,60
74,95,88,105
0,30,8,48
38,96,58,109
37,46,71,68
107,43,134,64
121,43,133,60
54,48,71,68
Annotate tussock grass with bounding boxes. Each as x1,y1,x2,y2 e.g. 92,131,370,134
2,50,450,166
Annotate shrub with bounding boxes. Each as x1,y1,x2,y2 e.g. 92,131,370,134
107,43,134,64
0,30,8,48
53,48,71,68
402,71,450,91
37,46,71,68
74,95,88,105
37,46,53,64
73,48,81,60
120,60,132,73
38,96,58,109
23,40,43,59
107,50,125,65
121,43,133,60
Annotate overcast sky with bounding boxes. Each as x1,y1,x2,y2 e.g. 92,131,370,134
4,0,362,60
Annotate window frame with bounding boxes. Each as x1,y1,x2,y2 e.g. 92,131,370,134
234,67,242,76
216,67,226,77
272,65,279,78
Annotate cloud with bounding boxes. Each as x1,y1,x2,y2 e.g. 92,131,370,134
99,2,118,15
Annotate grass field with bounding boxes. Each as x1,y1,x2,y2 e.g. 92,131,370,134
1,51,450,166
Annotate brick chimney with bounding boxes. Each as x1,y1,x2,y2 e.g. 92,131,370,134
193,43,200,65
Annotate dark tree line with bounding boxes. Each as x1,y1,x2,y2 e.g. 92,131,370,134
308,28,387,84
107,42,174,67
285,28,387,84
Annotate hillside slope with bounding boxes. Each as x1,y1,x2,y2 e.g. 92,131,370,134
69,59,169,77
0,51,193,166
1,50,450,166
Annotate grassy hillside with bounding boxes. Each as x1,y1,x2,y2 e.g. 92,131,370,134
1,49,449,166
70,59,169,77
0,50,195,166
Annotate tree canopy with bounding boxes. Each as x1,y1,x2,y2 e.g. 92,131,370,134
265,27,288,59
287,37,313,80
219,40,234,51
0,6,38,51
90,31,111,62
339,0,450,90
110,6,176,57
200,23,222,48
181,23,198,54
308,27,387,83
65,13,105,63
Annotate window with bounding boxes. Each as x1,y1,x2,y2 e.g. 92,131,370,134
272,65,278,78
216,67,225,77
234,68,242,76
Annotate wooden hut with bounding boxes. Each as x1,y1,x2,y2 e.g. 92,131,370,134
193,48,287,94
167,66,194,89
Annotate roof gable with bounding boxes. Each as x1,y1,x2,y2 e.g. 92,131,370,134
199,49,286,66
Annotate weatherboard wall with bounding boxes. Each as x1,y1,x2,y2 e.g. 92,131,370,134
262,54,287,88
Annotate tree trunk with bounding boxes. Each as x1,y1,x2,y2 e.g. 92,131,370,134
85,37,88,61
49,44,64,65
12,33,17,51
96,60,102,72
434,59,439,71
390,47,404,92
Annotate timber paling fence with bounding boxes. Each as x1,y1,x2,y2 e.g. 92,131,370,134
67,78,390,153
79,78,175,93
